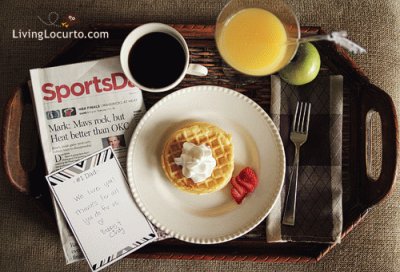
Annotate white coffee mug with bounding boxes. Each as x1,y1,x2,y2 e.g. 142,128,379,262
120,23,208,92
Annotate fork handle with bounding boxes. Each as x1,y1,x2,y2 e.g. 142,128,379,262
282,145,300,226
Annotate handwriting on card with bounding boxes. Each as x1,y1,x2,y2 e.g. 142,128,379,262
72,177,121,232
47,147,157,271
100,222,126,238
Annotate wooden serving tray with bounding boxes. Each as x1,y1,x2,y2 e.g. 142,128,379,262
2,24,398,262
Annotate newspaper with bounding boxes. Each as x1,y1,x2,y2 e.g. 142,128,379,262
29,56,167,264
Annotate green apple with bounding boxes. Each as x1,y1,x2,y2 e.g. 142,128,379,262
279,42,321,85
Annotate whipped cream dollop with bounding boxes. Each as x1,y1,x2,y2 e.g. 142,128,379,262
174,142,217,183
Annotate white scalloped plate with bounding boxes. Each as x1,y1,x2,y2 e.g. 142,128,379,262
127,85,285,244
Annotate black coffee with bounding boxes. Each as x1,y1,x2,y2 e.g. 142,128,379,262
128,32,186,89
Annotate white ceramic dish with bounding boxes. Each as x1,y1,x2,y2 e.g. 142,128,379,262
127,85,285,244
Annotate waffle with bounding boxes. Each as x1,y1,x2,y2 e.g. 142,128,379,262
161,122,234,194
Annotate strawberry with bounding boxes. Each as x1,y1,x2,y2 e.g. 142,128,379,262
231,185,246,204
230,176,246,195
237,175,256,192
230,167,259,204
238,167,258,188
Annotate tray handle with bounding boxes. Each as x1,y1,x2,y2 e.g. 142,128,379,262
360,83,398,207
2,86,31,193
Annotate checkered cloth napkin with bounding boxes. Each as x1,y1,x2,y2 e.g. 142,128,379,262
266,74,343,243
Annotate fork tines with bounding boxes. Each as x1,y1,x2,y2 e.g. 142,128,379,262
292,102,311,133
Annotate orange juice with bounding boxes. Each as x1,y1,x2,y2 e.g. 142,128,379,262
216,8,293,76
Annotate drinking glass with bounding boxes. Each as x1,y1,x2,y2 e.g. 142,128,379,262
215,0,300,76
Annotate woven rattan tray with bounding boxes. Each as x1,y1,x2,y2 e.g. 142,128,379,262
2,24,398,262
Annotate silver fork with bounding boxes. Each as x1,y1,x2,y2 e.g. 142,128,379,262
282,102,311,226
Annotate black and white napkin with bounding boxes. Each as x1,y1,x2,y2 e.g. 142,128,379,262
266,75,343,243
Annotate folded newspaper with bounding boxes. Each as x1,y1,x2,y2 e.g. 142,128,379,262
30,56,168,264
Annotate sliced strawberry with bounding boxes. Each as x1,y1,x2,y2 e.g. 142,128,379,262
230,167,259,204
231,186,245,204
230,176,246,195
237,175,256,193
238,167,258,187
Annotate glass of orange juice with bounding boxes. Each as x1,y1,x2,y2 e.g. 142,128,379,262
215,0,300,76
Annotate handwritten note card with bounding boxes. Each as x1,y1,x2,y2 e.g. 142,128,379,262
47,147,157,271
